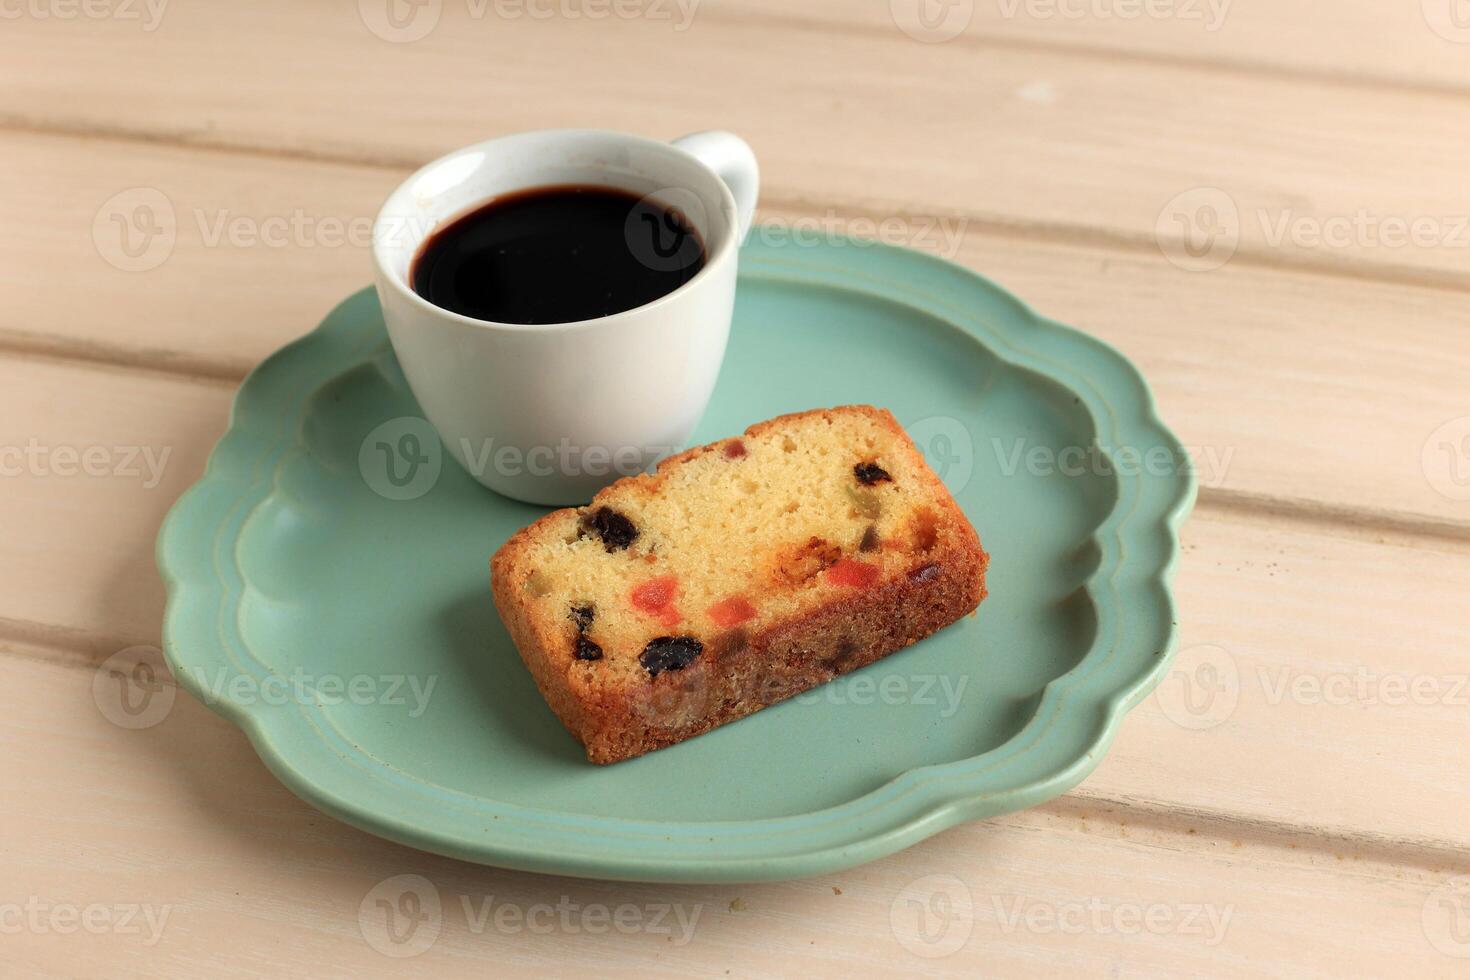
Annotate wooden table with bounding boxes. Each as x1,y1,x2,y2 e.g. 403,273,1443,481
3,2,1468,975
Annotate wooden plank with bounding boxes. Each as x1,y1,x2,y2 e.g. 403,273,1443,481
0,355,231,654
1089,506,1470,858
1,653,1461,977
3,355,1469,854
0,135,396,381
4,130,1468,524
4,4,1470,283
730,0,1470,93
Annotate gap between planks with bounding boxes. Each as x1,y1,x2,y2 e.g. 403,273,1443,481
704,6,1470,104
5,116,1470,298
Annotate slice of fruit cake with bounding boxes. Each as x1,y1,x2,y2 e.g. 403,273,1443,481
491,405,988,764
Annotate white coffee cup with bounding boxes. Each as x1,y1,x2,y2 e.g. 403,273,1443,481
371,129,759,505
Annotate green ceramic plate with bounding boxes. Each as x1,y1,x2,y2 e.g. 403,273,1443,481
158,234,1194,883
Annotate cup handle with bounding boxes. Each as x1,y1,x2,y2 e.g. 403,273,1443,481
672,131,759,242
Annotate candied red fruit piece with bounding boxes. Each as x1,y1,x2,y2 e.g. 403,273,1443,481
723,440,747,459
640,636,703,676
825,558,880,588
631,574,678,613
853,462,892,486
707,596,757,628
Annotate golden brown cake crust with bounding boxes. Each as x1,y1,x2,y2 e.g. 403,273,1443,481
491,405,988,764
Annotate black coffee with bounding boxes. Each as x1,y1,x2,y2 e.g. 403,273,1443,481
411,185,706,324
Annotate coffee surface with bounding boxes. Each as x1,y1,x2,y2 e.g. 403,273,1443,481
411,185,707,324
